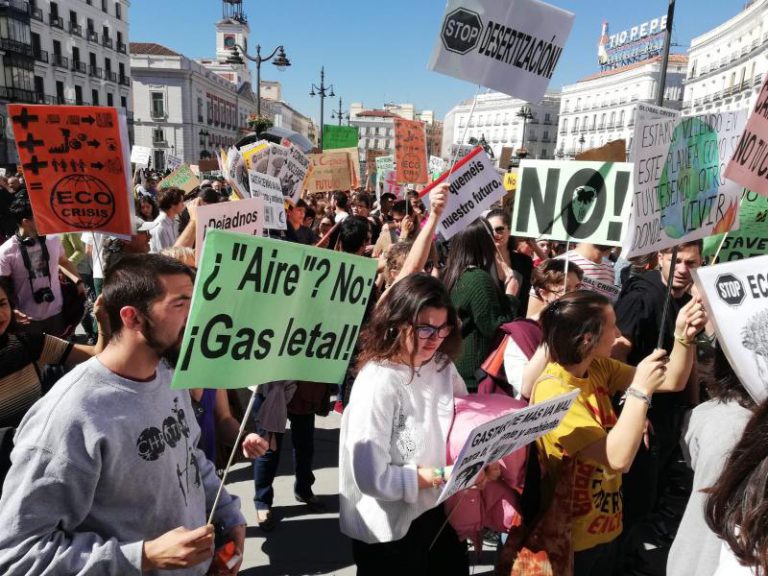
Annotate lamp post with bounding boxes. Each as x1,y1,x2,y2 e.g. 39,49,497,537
231,43,291,117
331,97,349,126
516,105,534,156
310,66,334,151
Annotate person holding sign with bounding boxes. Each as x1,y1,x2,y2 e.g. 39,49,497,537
525,290,707,575
339,273,471,575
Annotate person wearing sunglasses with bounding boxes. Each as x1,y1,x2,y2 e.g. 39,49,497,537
486,209,534,315
339,273,472,575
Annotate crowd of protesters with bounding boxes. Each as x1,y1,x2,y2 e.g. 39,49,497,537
0,167,767,576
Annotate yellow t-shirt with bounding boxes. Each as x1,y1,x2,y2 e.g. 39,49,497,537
532,357,634,552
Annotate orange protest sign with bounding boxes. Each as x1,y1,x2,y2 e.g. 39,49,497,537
8,104,132,236
394,118,428,184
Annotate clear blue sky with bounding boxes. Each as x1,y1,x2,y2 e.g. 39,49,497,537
130,0,747,125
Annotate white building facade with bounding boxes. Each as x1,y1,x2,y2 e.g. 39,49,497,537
555,55,687,158
349,102,436,160
442,91,561,163
682,0,768,116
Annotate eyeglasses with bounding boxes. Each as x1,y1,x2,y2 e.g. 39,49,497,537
493,226,508,234
415,323,453,340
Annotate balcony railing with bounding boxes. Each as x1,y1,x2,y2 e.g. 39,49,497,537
72,60,86,73
51,53,68,68
49,14,64,28
87,30,98,43
0,86,36,103
31,7,42,20
69,22,82,36
117,41,126,53
150,108,166,120
89,65,102,78
1,0,30,17
0,38,34,57
118,74,130,86
102,36,113,49
34,48,48,63
105,71,117,82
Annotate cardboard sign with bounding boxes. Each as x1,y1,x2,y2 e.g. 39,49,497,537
172,230,378,389
437,389,578,504
575,140,627,162
198,158,219,172
8,104,133,236
622,110,746,258
724,76,768,196
195,196,264,264
428,0,574,103
394,118,428,184
248,170,286,230
130,145,152,166
305,151,353,193
366,149,387,173
323,125,359,150
693,256,768,403
419,147,504,239
503,170,518,192
511,160,634,246
158,164,201,194
704,189,768,262
276,145,310,202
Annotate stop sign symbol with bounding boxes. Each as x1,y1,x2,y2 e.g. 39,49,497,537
441,8,483,55
715,273,746,306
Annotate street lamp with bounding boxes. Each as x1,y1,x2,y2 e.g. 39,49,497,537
310,66,334,151
516,105,534,155
231,43,291,117
579,133,586,152
331,97,349,126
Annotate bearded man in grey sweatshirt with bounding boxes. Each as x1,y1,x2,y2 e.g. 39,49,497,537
0,253,252,575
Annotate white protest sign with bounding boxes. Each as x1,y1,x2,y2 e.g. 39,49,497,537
419,147,504,240
512,160,634,246
195,196,264,265
167,154,183,171
379,169,404,198
622,109,747,258
437,389,578,504
0,168,5,177
428,0,574,103
267,143,290,179
724,74,768,196
277,146,310,202
693,255,768,403
248,170,286,230
429,155,447,177
375,155,394,173
130,145,152,166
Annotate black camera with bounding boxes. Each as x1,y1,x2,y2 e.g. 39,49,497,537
33,287,55,304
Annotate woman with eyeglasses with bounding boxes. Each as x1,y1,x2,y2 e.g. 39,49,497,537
442,218,518,391
527,258,584,319
339,273,470,575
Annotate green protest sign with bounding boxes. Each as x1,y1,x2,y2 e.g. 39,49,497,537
323,125,358,150
704,189,768,262
158,164,200,193
171,230,378,389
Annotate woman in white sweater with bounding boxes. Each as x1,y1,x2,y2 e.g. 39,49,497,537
339,273,470,575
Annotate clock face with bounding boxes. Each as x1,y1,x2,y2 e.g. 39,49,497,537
224,34,235,48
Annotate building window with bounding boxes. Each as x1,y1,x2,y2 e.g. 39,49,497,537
120,95,126,108
115,2,121,19
74,85,83,105
34,76,44,100
107,92,113,107
153,150,165,171
92,89,99,106
153,128,165,144
101,0,108,13
150,92,165,118
197,98,204,122
56,81,65,104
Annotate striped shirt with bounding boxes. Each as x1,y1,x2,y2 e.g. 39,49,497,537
558,250,619,301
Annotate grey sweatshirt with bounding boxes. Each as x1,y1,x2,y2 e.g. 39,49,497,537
0,357,245,576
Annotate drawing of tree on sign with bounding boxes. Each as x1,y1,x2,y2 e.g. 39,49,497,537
742,308,768,388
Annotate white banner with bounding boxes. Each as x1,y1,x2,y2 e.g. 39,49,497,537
277,146,310,203
130,145,152,166
437,389,578,504
428,0,574,103
166,154,183,171
622,109,747,258
248,170,286,230
693,255,768,403
195,196,264,264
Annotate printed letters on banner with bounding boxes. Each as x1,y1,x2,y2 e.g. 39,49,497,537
622,110,746,259
428,0,574,103
419,147,504,240
511,160,634,246
394,118,428,184
248,170,286,230
724,74,768,196
305,151,353,193
8,104,134,236
693,255,768,403
172,230,378,390
195,195,264,265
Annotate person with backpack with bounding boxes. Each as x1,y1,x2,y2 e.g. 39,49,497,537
522,290,706,575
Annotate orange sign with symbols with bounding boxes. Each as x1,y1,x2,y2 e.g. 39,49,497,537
8,104,133,236
394,118,428,184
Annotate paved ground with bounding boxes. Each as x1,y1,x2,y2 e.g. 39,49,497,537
223,410,497,575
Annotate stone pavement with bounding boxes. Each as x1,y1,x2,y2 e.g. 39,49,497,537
222,411,497,575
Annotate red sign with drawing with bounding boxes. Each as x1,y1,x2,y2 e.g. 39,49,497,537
8,104,133,236
394,118,428,184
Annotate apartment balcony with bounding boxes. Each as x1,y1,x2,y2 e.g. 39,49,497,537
69,21,82,36
105,70,117,82
49,14,64,28
117,41,126,54
51,53,69,69
0,38,34,58
152,138,168,147
1,0,30,18
34,48,48,63
87,30,98,43
89,65,102,79
30,6,42,20
71,60,87,74
559,129,568,135
150,109,167,120
102,36,113,49
0,86,35,103
118,74,130,86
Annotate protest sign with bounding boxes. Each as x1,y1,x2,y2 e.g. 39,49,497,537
428,0,574,103
511,160,634,246
166,154,183,171
379,170,404,198
130,144,152,166
693,255,768,403
275,145,310,202
189,164,200,176
437,389,578,504
704,189,768,262
724,75,768,196
245,141,271,173
158,164,201,194
248,170,286,230
419,147,504,240
171,230,378,389
266,143,290,179
429,155,447,180
575,139,626,162
8,104,133,236
394,118,428,184
198,158,219,172
0,168,6,177
195,196,264,264
305,150,353,193
375,154,395,174
323,125,359,150
499,147,515,171
503,169,518,192
223,146,249,198
366,149,387,175
622,110,746,258
338,147,361,189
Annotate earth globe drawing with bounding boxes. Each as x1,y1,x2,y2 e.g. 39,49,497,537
50,174,115,229
658,117,719,238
